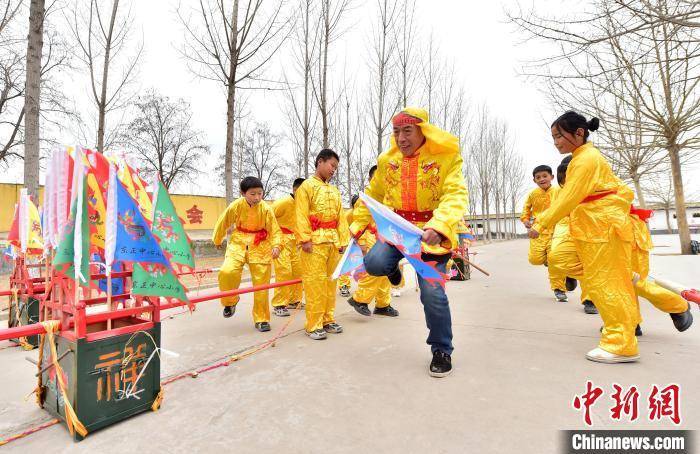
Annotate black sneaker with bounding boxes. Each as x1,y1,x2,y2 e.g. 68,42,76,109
429,351,452,378
670,306,693,332
373,305,399,317
223,306,235,318
255,322,271,332
347,297,371,316
635,324,643,336
583,300,598,314
565,277,578,292
388,268,402,286
554,289,568,302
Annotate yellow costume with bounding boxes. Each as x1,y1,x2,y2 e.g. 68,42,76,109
349,107,468,255
337,208,354,290
271,195,303,308
534,142,638,357
630,213,688,314
351,222,392,308
296,176,349,333
522,186,566,291
213,198,282,323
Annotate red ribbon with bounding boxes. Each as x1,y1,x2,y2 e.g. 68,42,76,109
630,206,654,222
581,190,616,203
237,226,268,246
309,216,338,231
280,227,294,235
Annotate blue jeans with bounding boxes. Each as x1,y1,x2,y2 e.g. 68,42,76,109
364,241,453,354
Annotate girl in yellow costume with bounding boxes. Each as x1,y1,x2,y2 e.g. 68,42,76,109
347,166,400,317
296,149,349,340
530,111,639,364
521,165,570,301
213,177,282,332
271,178,305,317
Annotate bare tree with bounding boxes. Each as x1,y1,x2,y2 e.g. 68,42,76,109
120,90,208,190
394,0,417,108
312,0,351,149
234,122,288,197
367,0,399,155
0,0,25,164
510,0,700,254
179,0,291,203
22,0,44,199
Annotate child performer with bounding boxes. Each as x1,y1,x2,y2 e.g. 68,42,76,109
337,203,354,298
296,149,349,340
530,111,639,363
213,177,282,332
271,178,305,316
521,165,573,302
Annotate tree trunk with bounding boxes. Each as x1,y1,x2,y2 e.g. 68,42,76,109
320,3,330,149
668,145,691,254
224,0,239,203
664,207,672,234
632,176,646,208
303,0,310,177
97,0,120,152
23,0,45,201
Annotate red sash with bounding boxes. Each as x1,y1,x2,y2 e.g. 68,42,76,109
309,216,338,231
630,206,654,222
581,190,616,203
237,226,268,246
394,209,433,223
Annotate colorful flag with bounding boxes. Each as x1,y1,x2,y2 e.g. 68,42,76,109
19,189,44,255
331,238,366,280
53,154,90,284
117,158,153,220
131,263,189,301
151,178,195,271
358,193,447,285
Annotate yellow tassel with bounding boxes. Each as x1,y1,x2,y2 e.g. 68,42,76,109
151,387,164,411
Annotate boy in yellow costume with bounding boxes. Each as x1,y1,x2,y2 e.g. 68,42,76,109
337,206,353,297
213,177,282,332
296,149,349,340
521,165,573,302
530,111,639,363
271,178,305,317
350,107,467,378
347,166,400,317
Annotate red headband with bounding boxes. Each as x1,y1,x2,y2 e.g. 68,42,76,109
392,112,422,128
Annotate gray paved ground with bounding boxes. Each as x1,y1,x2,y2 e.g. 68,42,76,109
0,235,698,453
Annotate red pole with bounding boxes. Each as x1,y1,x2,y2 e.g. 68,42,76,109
160,279,303,310
0,323,53,342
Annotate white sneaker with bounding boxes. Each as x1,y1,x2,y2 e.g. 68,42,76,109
306,329,327,340
391,289,402,297
585,347,639,363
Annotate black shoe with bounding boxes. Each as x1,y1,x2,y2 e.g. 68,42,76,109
223,306,235,318
429,351,452,378
255,322,271,332
347,297,371,316
554,289,567,302
635,324,643,336
373,305,399,317
388,268,402,286
583,300,598,314
565,277,578,292
670,307,693,332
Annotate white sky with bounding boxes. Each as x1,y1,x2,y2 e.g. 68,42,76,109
4,0,698,203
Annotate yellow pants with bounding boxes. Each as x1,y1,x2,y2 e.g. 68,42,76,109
528,233,566,291
352,275,391,308
218,246,272,323
272,235,303,307
337,275,351,288
576,237,639,356
550,234,590,302
301,243,339,332
632,248,688,314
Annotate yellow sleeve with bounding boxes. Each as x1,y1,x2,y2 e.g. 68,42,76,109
424,153,468,242
533,156,598,232
337,198,350,248
295,184,312,243
520,191,533,223
265,205,283,249
350,159,386,236
212,201,237,246
272,198,286,220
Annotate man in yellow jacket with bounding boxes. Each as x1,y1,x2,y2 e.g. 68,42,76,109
213,177,282,332
271,178,305,317
521,165,572,302
530,111,639,363
296,149,349,340
350,107,467,377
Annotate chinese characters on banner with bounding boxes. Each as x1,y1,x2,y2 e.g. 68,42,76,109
573,381,681,426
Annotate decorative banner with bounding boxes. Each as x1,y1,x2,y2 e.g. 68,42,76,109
151,178,195,272
358,193,446,285
131,263,188,301
331,238,366,280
